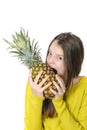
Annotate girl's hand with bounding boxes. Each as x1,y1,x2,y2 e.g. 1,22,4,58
50,74,66,98
28,69,52,97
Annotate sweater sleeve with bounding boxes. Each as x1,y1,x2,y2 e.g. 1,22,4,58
24,82,44,130
52,94,87,130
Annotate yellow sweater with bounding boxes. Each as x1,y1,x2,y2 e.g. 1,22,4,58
24,76,87,130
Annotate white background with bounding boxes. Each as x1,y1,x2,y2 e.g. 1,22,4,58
0,0,87,130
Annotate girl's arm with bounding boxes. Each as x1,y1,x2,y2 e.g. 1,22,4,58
24,82,44,130
24,69,52,130
52,93,87,130
51,75,87,130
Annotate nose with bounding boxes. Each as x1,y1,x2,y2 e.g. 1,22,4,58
48,56,55,65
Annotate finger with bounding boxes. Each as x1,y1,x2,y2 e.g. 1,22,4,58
41,82,52,92
34,70,43,84
50,87,57,95
56,75,66,91
39,75,49,86
53,81,62,93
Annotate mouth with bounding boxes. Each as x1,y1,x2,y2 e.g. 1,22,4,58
47,64,57,74
52,68,57,74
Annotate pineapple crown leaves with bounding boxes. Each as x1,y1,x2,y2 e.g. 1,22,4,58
3,28,42,68
3,27,29,51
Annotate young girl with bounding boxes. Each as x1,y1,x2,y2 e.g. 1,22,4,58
24,32,87,130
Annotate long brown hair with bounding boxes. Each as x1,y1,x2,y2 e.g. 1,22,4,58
42,32,84,118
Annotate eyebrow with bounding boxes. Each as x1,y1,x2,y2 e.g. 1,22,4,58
48,49,64,57
57,54,64,57
56,54,64,59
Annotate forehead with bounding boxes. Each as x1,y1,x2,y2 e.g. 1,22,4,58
49,40,64,55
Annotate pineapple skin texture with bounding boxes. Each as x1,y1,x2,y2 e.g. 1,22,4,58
32,63,58,98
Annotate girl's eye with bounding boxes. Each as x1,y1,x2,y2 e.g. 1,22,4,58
48,51,52,56
57,56,63,60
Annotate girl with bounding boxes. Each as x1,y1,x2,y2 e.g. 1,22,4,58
24,32,87,130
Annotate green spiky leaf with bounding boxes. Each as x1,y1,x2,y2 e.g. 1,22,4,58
3,28,42,68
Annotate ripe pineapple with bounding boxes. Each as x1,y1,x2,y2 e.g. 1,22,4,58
4,28,58,98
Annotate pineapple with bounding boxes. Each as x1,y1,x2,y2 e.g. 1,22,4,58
4,28,58,98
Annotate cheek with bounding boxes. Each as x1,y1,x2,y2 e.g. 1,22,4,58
56,63,66,74
46,57,50,64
